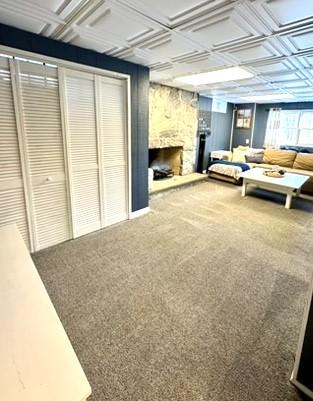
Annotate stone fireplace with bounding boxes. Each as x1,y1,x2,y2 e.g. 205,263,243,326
149,83,198,175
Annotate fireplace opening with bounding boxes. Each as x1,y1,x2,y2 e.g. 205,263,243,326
149,146,183,180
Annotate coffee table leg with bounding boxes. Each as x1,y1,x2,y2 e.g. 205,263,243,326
241,179,247,197
285,193,293,209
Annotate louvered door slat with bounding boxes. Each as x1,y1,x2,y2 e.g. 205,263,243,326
32,181,70,249
18,60,70,250
71,170,101,236
63,70,101,237
98,77,128,226
0,57,30,248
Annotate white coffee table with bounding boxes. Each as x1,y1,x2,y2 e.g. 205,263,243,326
240,168,309,209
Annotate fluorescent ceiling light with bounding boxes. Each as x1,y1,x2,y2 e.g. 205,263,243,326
241,93,294,102
174,66,254,86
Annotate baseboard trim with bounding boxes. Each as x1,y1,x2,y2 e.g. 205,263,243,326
129,206,150,219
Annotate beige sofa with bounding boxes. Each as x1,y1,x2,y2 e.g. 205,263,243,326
247,149,313,196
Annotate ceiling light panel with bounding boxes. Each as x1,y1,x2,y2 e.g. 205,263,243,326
174,66,254,86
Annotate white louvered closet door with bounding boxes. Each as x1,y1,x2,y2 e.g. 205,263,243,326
0,57,31,248
61,69,101,238
97,76,128,226
17,60,71,251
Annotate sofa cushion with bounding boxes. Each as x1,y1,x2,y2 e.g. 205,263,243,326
245,154,263,163
293,153,313,171
247,163,273,169
232,146,249,163
263,149,297,167
290,169,313,177
253,163,275,169
244,148,264,163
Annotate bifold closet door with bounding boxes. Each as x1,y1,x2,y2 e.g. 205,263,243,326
61,69,101,238
0,57,31,248
16,60,70,251
0,56,129,252
97,76,128,226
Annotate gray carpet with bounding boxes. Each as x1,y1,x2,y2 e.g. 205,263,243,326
33,180,313,401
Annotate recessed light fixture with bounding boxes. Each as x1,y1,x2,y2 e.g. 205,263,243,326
241,93,294,102
174,66,254,86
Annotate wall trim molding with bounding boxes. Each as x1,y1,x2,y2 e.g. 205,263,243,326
129,207,150,219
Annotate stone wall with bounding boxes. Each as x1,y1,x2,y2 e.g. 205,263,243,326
149,83,198,175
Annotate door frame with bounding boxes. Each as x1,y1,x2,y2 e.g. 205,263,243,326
9,58,37,251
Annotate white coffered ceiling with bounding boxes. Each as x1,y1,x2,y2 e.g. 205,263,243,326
1,0,313,103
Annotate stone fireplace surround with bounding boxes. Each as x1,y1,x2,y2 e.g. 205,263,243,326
149,83,198,175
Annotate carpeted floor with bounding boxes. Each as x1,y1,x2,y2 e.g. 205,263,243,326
33,180,313,401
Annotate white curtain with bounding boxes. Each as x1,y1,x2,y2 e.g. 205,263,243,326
264,108,282,147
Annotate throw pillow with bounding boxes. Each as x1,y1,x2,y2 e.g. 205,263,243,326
232,146,249,163
244,148,264,163
263,149,297,167
245,154,264,163
293,153,313,171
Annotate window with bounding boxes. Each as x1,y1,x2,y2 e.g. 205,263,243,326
264,109,313,147
298,111,313,145
277,110,298,145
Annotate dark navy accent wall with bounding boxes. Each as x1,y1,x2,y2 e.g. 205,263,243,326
252,104,267,148
197,96,234,169
0,23,149,212
211,102,234,151
253,102,313,148
231,103,255,148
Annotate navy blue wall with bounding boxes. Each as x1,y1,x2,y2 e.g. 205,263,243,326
211,102,234,151
197,96,233,169
231,103,255,148
0,23,149,212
